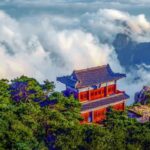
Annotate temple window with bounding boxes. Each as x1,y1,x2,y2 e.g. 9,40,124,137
91,93,94,96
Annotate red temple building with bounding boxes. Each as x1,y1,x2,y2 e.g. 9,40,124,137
57,64,129,123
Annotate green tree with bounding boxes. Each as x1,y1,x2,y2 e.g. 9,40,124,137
0,77,51,149
46,93,82,149
2,76,150,150
10,75,45,103
43,80,55,95
105,108,150,150
81,124,112,150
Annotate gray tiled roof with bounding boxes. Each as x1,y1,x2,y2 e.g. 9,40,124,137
81,93,129,112
57,64,126,88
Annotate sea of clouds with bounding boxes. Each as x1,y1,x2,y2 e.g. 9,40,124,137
0,1,150,104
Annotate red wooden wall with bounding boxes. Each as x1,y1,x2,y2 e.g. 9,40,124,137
113,102,125,111
78,91,89,102
81,112,90,123
90,87,106,100
93,108,106,123
107,84,116,95
78,87,107,102
81,108,107,123
78,84,116,102
81,102,125,123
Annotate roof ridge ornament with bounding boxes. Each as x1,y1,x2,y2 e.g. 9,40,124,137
74,64,108,73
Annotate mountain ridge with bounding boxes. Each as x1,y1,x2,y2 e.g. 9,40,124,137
113,33,150,69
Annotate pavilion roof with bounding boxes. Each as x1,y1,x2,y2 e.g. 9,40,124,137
57,64,126,88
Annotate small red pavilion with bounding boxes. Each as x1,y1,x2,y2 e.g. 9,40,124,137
57,64,129,123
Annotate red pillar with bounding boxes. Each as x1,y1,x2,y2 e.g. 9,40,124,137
115,80,117,93
88,89,91,101
123,102,125,110
78,92,80,101
106,85,108,97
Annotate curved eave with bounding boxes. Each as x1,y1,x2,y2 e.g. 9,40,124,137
81,93,129,113
57,76,76,88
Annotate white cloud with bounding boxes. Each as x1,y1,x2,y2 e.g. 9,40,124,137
0,6,150,104
0,10,119,83
80,9,150,42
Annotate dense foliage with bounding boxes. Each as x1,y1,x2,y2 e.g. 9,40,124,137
145,91,150,105
0,76,150,150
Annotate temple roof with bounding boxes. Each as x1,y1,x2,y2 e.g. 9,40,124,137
57,64,126,89
81,93,129,112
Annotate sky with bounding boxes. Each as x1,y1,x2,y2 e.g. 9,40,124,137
0,0,150,104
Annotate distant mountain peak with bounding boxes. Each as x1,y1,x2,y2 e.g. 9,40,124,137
113,33,133,50
113,33,150,69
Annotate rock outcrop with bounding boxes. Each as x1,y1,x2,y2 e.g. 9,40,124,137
134,86,150,104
